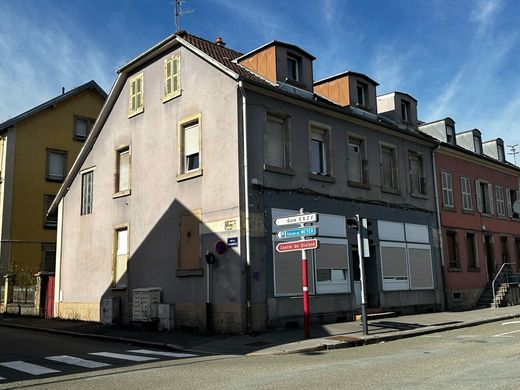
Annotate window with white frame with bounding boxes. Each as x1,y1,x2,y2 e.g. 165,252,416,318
314,239,349,294
73,116,93,141
461,176,473,211
441,171,454,208
446,125,455,144
128,73,144,117
310,125,329,176
473,135,482,154
476,180,493,214
114,227,129,288
265,113,291,169
164,55,180,100
177,114,202,178
409,151,426,195
401,100,410,122
115,146,130,194
381,144,398,191
496,185,505,217
287,54,301,82
46,149,67,182
81,170,93,215
347,135,368,185
356,82,367,107
507,188,520,218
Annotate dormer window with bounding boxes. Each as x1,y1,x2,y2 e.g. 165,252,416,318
473,135,482,154
498,144,505,161
287,54,301,82
357,82,367,107
446,125,455,144
401,100,410,122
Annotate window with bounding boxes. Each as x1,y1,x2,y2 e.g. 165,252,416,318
265,113,291,169
164,55,180,101
73,116,94,141
114,227,128,288
409,151,426,195
507,188,520,218
496,186,505,217
381,144,398,191
177,114,202,179
446,125,455,144
501,236,509,263
287,54,300,82
46,149,67,182
461,176,473,211
309,125,330,176
81,170,93,215
401,100,410,122
347,135,368,185
356,82,367,107
314,239,350,294
446,230,459,269
515,238,520,267
43,195,57,228
115,146,131,195
441,172,454,208
179,213,201,272
41,243,56,272
466,232,478,269
473,135,482,154
476,180,493,214
128,73,144,117
498,145,505,162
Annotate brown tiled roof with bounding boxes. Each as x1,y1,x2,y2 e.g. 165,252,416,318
178,32,272,85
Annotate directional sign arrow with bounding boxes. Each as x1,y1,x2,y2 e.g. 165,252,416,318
276,239,319,253
276,226,318,239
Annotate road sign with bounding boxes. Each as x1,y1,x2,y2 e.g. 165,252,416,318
274,213,318,226
276,239,319,253
276,226,318,239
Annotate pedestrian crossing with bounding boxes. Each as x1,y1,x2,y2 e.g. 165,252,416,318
0,348,197,382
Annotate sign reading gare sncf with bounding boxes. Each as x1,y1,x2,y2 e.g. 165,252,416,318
274,213,318,227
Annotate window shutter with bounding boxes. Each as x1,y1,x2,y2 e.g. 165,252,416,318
506,187,512,217
173,56,180,95
476,180,482,212
265,118,285,167
136,77,142,108
164,59,172,96
184,123,199,157
129,79,136,112
488,183,494,214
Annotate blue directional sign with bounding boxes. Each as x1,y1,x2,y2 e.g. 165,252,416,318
277,226,318,239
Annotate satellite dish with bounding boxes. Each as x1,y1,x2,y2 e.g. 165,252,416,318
513,200,520,215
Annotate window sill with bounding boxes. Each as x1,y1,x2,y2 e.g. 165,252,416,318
347,180,370,190
308,173,335,183
177,169,203,182
110,286,127,291
264,164,294,176
381,187,400,195
176,269,203,277
43,224,57,230
354,103,372,111
442,206,456,212
46,177,65,183
285,79,306,89
462,209,474,215
128,108,144,118
411,192,428,199
448,267,462,272
163,91,181,103
113,189,131,199
480,212,494,218
468,267,480,272
73,137,87,142
497,215,508,220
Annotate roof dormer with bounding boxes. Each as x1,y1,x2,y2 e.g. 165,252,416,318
483,138,506,162
236,41,315,93
418,117,456,145
456,129,482,154
313,71,379,113
377,91,418,131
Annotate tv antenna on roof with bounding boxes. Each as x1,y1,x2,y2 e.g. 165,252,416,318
174,0,194,32
507,144,519,165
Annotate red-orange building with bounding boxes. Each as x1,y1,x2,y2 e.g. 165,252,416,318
421,119,520,309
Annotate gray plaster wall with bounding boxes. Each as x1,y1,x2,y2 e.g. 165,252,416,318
59,44,242,321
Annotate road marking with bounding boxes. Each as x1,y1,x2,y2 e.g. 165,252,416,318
502,320,520,325
46,355,111,368
127,349,197,358
492,329,520,337
88,352,159,362
0,361,60,375
457,335,477,338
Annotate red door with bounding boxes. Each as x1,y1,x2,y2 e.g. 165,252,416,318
45,276,55,318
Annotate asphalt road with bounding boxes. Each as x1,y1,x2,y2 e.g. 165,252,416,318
2,320,520,389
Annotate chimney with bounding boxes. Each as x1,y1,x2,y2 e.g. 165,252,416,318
61,87,65,95
215,37,226,47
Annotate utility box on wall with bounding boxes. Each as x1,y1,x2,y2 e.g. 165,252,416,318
158,303,175,330
132,288,161,322
101,297,121,325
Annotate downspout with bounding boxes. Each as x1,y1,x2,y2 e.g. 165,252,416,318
238,81,252,334
432,141,447,310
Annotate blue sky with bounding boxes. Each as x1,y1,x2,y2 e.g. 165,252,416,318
1,0,520,163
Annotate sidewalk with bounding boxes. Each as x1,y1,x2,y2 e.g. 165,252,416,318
1,306,520,356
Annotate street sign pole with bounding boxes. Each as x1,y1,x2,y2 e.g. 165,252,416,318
299,208,310,339
356,214,369,335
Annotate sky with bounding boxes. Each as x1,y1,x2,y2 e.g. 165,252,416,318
1,0,520,163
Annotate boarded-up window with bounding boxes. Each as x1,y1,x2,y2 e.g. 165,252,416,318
274,249,315,296
265,114,289,168
179,214,201,270
381,243,408,291
408,245,433,289
315,240,349,294
114,227,128,288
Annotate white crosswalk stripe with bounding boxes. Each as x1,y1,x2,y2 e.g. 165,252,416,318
46,355,111,368
88,352,159,362
0,361,60,375
128,349,197,358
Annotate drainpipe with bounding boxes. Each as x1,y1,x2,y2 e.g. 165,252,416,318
432,142,447,310
238,81,252,334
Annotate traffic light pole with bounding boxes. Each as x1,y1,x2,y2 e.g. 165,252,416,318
356,214,369,335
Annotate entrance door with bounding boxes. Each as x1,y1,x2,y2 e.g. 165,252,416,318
45,276,55,318
352,246,361,308
485,235,495,282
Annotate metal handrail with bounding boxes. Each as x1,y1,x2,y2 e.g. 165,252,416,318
492,263,512,307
